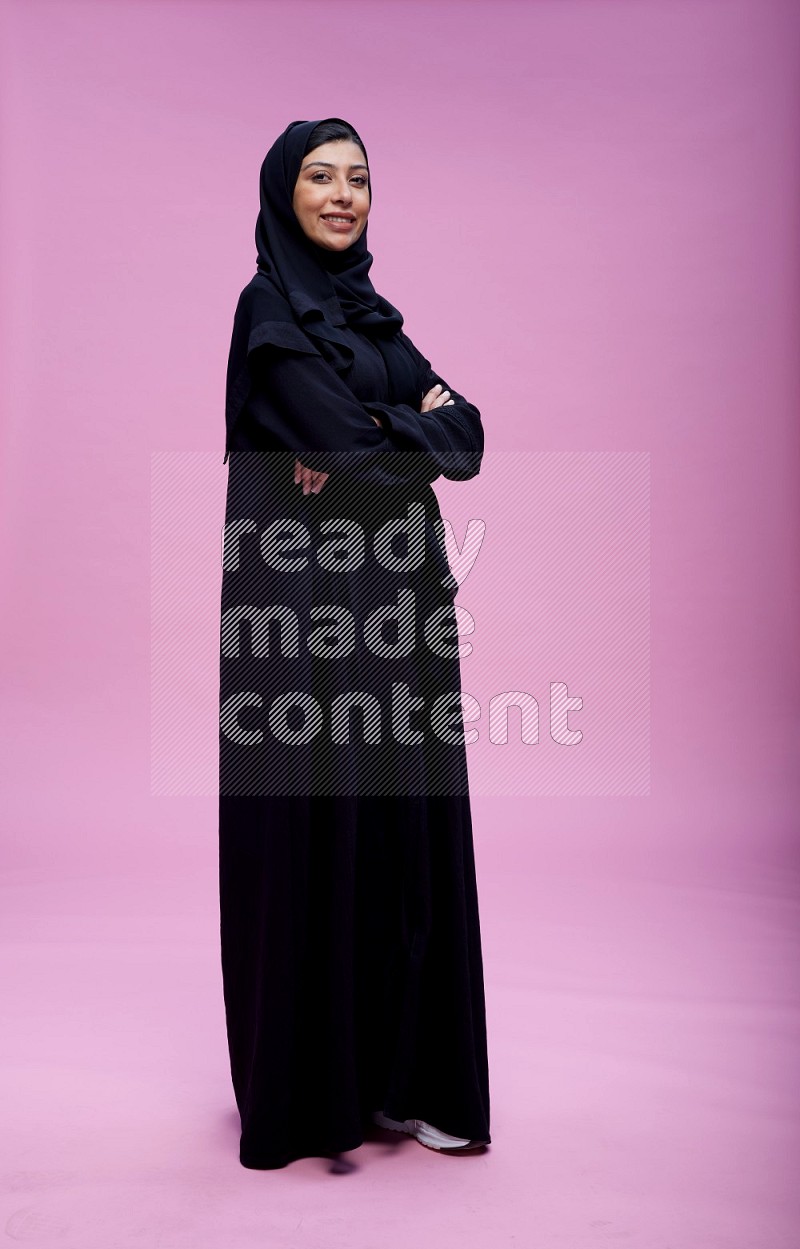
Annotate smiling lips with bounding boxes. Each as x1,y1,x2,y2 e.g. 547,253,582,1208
321,214,356,230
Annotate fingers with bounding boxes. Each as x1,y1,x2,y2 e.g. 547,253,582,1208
421,383,455,412
294,458,329,495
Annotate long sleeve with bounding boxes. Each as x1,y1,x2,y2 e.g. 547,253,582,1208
378,330,484,482
242,330,483,487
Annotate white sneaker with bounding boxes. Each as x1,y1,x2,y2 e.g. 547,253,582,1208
371,1109,488,1153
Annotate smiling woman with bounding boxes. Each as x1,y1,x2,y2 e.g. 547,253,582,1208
218,117,491,1170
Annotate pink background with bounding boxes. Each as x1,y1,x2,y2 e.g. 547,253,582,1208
2,0,799,1244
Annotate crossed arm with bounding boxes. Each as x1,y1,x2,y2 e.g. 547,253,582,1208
244,329,483,491
295,381,455,494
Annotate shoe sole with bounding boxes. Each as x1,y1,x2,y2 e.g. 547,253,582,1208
372,1111,489,1155
415,1137,489,1155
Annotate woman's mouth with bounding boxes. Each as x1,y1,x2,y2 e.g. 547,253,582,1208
320,215,356,231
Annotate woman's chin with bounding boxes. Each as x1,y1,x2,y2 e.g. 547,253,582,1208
316,235,354,252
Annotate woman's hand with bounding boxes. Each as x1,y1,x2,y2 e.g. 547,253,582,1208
421,383,455,413
292,395,449,493
294,413,382,493
294,458,329,495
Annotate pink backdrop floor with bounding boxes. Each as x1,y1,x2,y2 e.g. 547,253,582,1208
3,794,798,1247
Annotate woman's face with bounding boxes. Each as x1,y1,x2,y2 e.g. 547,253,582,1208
292,140,370,252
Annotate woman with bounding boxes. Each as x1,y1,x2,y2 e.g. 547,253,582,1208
219,117,490,1169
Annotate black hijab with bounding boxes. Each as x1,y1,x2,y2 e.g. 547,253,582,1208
224,117,421,460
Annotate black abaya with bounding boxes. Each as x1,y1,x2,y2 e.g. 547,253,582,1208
219,304,490,1169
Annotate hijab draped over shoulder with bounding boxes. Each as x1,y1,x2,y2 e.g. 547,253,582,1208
224,117,421,461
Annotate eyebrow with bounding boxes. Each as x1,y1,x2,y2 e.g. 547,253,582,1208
301,161,369,173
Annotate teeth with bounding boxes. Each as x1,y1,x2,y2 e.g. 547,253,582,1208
323,216,353,222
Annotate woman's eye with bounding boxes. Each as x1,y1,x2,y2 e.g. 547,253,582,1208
311,172,368,186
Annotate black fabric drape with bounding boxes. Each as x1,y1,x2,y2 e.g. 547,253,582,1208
219,793,490,1169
